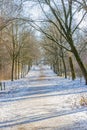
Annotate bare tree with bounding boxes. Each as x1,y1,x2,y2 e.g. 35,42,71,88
29,0,87,84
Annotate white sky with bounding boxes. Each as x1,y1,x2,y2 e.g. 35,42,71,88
22,1,42,20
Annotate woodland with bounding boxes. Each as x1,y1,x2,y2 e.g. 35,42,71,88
0,0,87,84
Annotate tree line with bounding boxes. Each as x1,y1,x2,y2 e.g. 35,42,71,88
0,0,87,84
0,0,40,81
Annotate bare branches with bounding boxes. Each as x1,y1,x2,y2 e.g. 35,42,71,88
72,12,87,34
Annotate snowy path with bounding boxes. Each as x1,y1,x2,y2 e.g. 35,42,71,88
0,65,87,130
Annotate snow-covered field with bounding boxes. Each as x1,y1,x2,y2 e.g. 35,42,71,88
0,65,87,130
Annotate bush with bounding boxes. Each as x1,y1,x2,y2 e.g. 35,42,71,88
79,96,87,106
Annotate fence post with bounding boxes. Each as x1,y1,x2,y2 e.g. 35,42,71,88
3,82,5,90
0,82,2,90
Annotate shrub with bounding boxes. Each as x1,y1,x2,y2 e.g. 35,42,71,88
79,96,87,106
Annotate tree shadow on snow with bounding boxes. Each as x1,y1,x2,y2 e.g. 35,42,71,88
0,107,87,129
0,78,87,103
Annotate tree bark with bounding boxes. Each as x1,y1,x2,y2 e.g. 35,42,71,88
62,56,67,78
61,48,67,78
69,56,76,80
17,58,20,79
11,58,14,81
15,60,17,80
59,59,62,76
68,38,87,84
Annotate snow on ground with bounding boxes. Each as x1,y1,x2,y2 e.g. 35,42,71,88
0,65,87,130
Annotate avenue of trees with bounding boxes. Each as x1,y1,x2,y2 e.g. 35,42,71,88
30,0,87,84
0,0,87,84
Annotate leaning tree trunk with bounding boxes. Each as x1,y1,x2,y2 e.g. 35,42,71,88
69,39,87,85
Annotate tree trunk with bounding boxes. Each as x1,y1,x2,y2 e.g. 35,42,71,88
59,59,62,76
11,58,14,81
69,39,87,84
69,56,76,80
11,23,15,81
62,56,67,78
56,59,60,76
28,62,31,72
61,48,67,78
17,59,20,79
53,64,56,73
21,63,23,78
15,60,17,80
